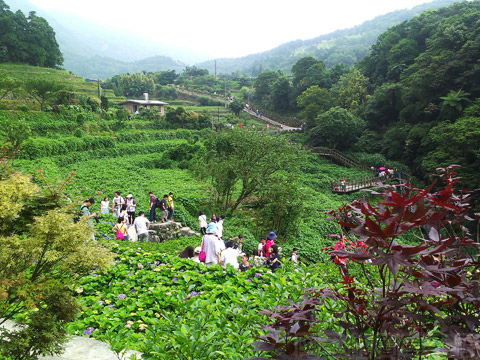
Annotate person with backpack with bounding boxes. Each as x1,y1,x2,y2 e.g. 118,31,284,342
80,197,97,241
148,191,157,222
160,194,168,222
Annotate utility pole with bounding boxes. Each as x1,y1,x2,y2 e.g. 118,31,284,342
97,79,100,98
224,79,227,108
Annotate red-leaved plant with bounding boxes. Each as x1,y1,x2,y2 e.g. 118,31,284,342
250,165,480,359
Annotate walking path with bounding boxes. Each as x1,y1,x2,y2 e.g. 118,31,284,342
243,108,301,132
331,175,409,194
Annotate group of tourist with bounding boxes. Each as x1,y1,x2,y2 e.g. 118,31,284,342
81,191,175,242
81,193,299,272
181,217,299,272
99,191,174,224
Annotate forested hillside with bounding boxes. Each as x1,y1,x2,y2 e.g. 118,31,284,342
197,0,457,75
357,0,480,186
234,0,480,190
0,0,62,68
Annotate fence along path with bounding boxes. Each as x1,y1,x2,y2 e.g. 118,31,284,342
330,174,409,194
309,146,368,170
308,146,410,193
240,112,408,194
243,108,301,131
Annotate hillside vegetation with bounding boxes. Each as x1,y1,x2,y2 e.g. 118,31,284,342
0,0,62,68
2,1,480,359
197,0,458,75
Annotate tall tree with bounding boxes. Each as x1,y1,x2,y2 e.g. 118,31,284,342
24,79,65,111
271,75,292,112
291,56,318,89
333,69,369,115
198,130,301,213
308,106,364,150
253,71,281,109
297,85,332,127
0,4,62,67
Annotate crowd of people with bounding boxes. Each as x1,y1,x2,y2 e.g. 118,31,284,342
80,192,299,272
80,191,176,242
181,217,299,272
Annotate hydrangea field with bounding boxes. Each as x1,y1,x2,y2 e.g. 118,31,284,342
66,234,335,359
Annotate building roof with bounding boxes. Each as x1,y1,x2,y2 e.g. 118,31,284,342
118,100,168,105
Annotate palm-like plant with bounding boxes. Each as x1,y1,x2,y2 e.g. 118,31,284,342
440,89,470,112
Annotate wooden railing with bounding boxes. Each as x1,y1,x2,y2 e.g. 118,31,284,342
331,173,410,193
310,146,368,170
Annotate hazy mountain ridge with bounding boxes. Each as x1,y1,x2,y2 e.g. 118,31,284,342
196,0,459,75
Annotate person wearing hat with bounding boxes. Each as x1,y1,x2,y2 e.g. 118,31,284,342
263,231,277,256
125,194,136,225
192,247,202,263
80,197,97,241
203,222,221,266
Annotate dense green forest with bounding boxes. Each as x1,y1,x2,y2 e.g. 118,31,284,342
0,0,62,68
245,0,480,189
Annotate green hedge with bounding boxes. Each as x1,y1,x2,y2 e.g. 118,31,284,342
19,136,117,159
24,140,187,165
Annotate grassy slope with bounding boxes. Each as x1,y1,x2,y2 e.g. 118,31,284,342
0,63,122,108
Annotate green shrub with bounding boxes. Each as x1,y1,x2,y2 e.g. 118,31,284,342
16,104,30,112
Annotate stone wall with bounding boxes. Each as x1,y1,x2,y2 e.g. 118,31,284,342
148,221,199,242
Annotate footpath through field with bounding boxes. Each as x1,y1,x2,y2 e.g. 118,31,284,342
243,108,301,132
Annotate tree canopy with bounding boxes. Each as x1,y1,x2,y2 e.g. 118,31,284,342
0,1,63,67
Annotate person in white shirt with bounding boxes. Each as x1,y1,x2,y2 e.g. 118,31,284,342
100,196,109,214
291,248,298,263
192,247,202,263
125,194,136,225
203,223,220,266
216,215,225,239
216,235,226,256
112,191,124,218
221,241,239,269
258,237,266,256
134,211,150,242
198,211,207,235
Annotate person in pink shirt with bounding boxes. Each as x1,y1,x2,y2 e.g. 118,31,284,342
263,231,277,256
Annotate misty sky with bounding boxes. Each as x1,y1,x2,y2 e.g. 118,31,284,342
29,0,432,58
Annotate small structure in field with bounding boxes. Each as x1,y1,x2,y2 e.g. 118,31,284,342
118,93,168,114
